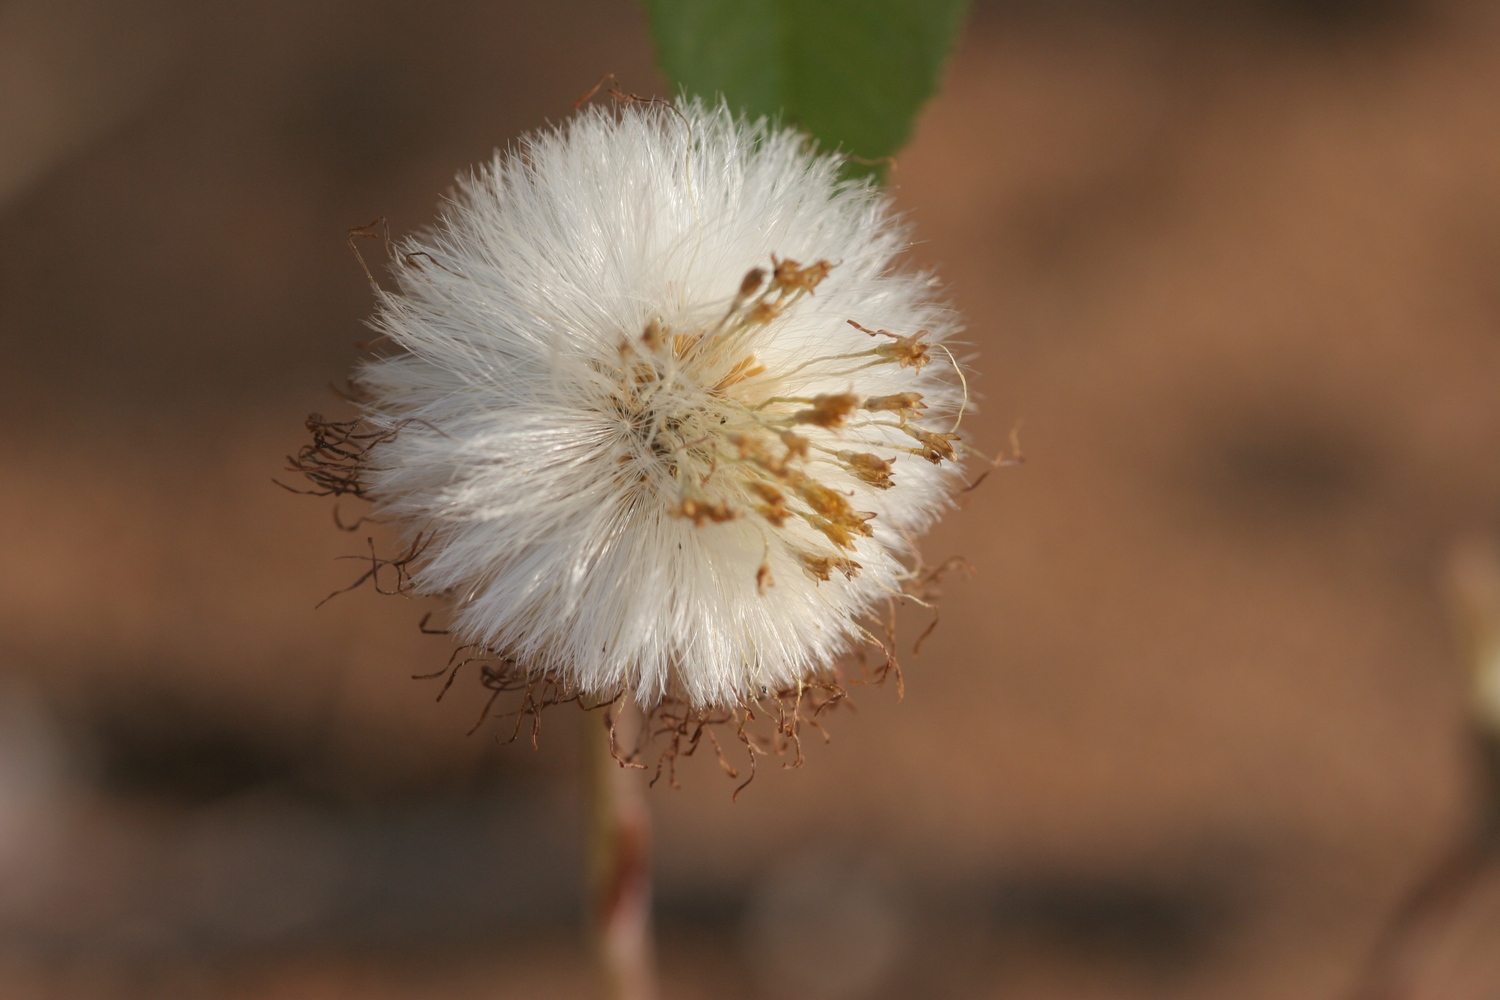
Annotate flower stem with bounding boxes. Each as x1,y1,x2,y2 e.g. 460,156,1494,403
588,701,657,1000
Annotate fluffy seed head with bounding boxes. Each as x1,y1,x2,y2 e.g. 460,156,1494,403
355,100,967,710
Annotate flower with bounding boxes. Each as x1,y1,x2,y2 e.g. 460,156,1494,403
349,99,966,711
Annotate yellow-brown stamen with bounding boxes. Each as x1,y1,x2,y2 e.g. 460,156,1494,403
605,256,961,599
713,355,766,391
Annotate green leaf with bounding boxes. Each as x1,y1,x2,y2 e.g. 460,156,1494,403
642,0,967,169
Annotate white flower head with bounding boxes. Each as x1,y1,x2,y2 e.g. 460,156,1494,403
344,99,967,712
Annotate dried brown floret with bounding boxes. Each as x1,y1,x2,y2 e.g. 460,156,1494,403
799,552,862,581
779,430,810,459
770,255,834,295
838,451,895,489
791,392,860,428
678,497,737,524
907,426,959,464
848,320,931,371
863,392,927,423
737,267,767,302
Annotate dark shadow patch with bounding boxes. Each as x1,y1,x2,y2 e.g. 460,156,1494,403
986,874,1234,966
1188,405,1379,524
972,0,1422,38
281,51,448,186
1256,0,1416,33
654,884,746,935
79,688,319,805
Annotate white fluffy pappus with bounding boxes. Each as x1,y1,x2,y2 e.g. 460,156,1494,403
352,99,968,711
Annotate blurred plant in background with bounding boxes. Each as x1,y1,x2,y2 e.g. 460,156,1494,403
641,0,967,176
1347,542,1500,1000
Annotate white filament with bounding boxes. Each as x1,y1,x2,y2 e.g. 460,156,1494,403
356,100,965,710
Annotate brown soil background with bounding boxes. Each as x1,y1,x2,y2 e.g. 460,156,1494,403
2,0,1499,997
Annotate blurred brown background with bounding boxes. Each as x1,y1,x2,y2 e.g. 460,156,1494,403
2,0,1500,997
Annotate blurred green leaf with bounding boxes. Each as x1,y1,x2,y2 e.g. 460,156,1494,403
641,0,967,169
